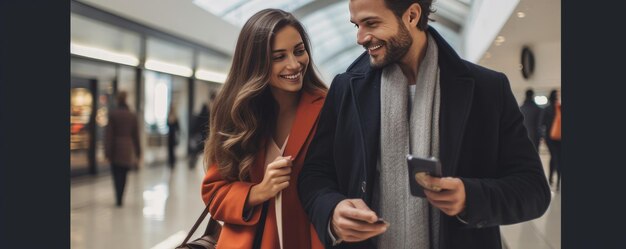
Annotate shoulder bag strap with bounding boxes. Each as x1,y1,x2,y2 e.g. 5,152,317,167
178,189,219,247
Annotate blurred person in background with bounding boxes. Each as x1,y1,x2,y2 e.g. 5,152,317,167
167,103,180,169
105,91,141,207
201,9,328,249
188,91,215,169
298,0,550,248
520,88,542,150
542,89,561,190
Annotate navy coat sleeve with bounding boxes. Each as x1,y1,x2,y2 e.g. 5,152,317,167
459,73,551,228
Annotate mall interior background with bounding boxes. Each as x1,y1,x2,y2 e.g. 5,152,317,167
69,0,561,248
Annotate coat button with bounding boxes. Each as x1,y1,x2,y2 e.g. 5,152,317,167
361,181,366,193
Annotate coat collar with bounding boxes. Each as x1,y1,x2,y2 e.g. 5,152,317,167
347,26,475,176
251,90,325,183
282,90,325,160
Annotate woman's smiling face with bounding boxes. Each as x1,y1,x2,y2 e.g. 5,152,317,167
269,25,310,94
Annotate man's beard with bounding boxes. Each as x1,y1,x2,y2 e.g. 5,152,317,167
367,21,413,69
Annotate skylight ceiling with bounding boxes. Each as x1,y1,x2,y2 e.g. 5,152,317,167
193,0,473,82
192,0,315,26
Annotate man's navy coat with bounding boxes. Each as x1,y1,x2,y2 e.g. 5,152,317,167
298,27,551,249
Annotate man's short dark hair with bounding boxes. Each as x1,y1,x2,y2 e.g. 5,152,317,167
525,88,534,99
384,0,434,31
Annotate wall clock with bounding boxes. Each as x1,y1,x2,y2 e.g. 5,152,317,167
521,46,535,79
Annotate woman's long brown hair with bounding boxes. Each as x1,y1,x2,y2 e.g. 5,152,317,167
204,9,327,182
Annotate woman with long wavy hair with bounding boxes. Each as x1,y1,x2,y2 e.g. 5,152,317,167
201,9,327,249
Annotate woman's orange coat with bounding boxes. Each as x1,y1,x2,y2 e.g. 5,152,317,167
201,90,326,249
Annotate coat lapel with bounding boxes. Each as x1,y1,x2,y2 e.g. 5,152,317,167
438,71,474,176
251,91,324,183
429,27,475,176
282,90,325,159
349,69,382,198
350,71,382,142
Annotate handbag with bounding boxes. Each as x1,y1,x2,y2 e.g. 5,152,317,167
176,190,221,249
549,103,561,141
176,190,269,249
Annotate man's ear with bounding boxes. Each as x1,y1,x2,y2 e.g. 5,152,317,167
406,3,422,26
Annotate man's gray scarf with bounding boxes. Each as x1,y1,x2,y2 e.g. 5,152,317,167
376,33,441,249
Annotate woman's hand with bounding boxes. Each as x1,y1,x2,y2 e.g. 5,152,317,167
247,156,293,207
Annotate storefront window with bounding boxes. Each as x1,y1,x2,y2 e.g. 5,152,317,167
70,12,226,173
171,76,189,158
142,70,192,166
70,83,94,175
144,70,171,135
71,58,116,175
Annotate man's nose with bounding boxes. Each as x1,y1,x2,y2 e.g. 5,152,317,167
356,29,371,46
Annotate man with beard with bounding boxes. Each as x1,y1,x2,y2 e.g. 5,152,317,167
297,0,551,248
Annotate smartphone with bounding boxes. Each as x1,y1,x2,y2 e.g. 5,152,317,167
374,217,388,225
406,154,443,198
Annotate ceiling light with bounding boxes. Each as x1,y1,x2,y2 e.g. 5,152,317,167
71,43,139,66
145,60,193,77
517,12,526,18
535,96,548,105
195,69,227,83
494,36,506,46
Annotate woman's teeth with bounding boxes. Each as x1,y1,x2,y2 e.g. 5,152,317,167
281,73,300,80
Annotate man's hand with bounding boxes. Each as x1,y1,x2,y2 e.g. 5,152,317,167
331,199,388,242
419,176,466,216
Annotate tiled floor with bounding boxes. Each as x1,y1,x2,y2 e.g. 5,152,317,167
71,159,209,249
71,145,561,249
500,143,561,249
